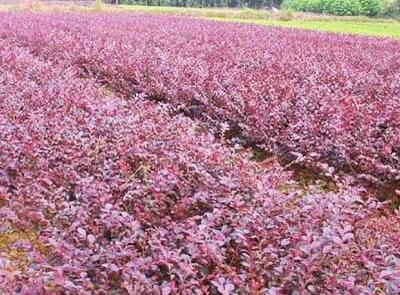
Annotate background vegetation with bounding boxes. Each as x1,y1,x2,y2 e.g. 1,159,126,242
116,0,400,17
112,4,400,38
283,0,390,16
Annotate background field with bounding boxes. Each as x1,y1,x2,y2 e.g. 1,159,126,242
122,5,400,38
1,2,400,38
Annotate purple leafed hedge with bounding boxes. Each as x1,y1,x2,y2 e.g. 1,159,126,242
0,12,400,294
3,13,400,181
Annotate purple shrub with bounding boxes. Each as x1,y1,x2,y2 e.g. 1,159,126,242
3,13,400,180
0,12,399,294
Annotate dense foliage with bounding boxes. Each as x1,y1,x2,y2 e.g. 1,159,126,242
0,13,400,294
282,0,383,15
325,0,362,16
358,0,382,15
6,13,400,181
282,0,325,12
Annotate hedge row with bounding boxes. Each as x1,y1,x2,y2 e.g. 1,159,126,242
5,13,400,181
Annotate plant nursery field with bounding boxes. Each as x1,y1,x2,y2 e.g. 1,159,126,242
0,12,400,294
119,5,400,39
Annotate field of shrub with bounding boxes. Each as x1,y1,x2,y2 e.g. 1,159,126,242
0,12,400,294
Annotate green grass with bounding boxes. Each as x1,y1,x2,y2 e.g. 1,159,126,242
119,5,400,39
118,5,271,19
215,18,400,39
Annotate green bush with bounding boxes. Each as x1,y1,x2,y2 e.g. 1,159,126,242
305,0,324,12
324,0,362,15
282,0,377,15
282,0,309,11
359,0,381,16
281,0,293,9
281,0,333,13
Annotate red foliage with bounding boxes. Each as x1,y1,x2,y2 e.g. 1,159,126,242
4,13,400,180
0,13,399,294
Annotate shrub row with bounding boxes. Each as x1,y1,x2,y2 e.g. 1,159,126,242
0,37,284,292
282,0,382,16
0,13,400,293
5,13,400,182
